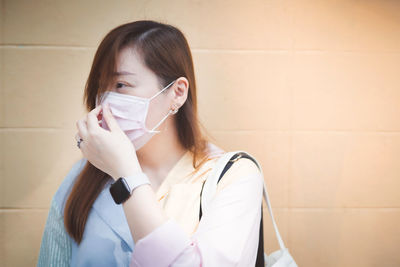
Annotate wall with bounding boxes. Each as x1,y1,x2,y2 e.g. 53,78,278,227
1,0,400,266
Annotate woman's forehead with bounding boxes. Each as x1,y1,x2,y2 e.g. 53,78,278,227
116,47,142,72
115,46,153,79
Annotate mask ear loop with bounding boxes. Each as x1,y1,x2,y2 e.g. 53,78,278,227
148,108,178,133
146,79,178,133
149,79,177,101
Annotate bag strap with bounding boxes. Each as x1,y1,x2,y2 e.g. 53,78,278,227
199,151,265,267
199,151,287,250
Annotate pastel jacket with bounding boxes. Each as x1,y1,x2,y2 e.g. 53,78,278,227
37,142,264,267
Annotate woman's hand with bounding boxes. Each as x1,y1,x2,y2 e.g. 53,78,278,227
75,103,142,180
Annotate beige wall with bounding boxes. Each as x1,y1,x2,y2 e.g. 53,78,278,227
1,0,400,266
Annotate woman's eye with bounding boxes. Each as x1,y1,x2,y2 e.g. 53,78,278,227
116,82,127,89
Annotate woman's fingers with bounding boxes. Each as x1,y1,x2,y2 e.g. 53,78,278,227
87,105,102,132
76,118,88,141
102,103,121,133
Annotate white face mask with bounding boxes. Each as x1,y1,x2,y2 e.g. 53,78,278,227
97,79,177,150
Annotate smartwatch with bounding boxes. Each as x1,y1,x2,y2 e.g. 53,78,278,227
109,172,151,204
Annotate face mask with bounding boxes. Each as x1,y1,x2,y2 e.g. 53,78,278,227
96,79,177,150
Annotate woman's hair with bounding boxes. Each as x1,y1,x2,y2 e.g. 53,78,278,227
64,20,213,244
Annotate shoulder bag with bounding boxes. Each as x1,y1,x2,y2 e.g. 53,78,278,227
199,151,298,267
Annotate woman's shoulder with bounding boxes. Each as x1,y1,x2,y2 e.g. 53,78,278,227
212,147,263,192
52,157,88,213
228,152,261,175
206,142,261,175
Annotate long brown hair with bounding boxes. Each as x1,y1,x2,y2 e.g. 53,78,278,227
64,20,213,244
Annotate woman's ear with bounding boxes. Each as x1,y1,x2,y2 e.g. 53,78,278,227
170,77,189,109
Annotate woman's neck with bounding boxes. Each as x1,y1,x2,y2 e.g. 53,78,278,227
136,119,187,187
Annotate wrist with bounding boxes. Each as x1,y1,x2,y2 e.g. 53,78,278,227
109,172,151,204
112,167,142,181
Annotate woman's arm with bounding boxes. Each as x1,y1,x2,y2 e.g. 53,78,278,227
37,198,72,267
125,165,264,267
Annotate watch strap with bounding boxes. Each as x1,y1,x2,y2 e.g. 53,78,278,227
124,172,151,194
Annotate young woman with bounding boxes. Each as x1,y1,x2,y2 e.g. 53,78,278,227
38,20,264,267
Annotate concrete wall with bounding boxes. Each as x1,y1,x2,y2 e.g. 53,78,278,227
1,0,399,266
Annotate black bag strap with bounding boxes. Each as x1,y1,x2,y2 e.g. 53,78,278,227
199,152,265,267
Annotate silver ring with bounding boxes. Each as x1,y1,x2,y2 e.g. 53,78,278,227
77,138,83,149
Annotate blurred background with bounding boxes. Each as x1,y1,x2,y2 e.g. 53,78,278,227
1,0,400,266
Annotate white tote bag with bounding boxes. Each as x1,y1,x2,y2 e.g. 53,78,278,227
201,151,298,267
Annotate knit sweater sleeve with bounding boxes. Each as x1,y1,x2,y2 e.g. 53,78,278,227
37,158,87,267
37,197,72,267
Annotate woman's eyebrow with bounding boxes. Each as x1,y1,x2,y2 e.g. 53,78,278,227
113,71,136,76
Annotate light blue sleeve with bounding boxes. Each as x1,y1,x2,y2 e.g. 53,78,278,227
37,158,87,267
37,198,72,267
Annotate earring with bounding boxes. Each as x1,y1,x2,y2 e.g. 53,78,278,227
170,104,179,114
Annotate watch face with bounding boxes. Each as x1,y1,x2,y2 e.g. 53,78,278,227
109,178,131,204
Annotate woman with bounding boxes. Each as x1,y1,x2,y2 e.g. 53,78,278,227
38,20,264,267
